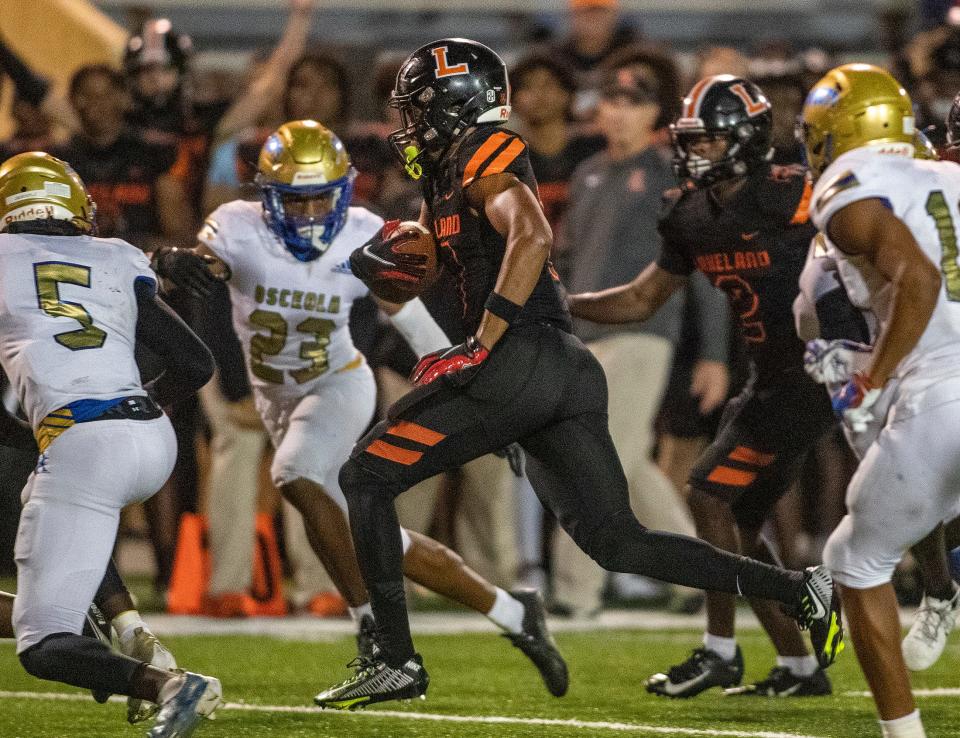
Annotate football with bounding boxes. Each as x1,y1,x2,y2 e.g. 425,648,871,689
370,221,439,304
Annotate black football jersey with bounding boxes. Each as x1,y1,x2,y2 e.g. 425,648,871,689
657,164,816,379
424,126,571,336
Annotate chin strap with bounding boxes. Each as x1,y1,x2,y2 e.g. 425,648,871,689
403,146,424,180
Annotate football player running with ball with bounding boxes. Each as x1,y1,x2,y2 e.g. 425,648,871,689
154,120,569,702
569,76,840,699
798,64,960,738
314,39,843,709
0,152,221,738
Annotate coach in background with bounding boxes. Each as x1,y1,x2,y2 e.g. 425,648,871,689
553,65,730,617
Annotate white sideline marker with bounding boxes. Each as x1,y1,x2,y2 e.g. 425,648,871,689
0,689,824,738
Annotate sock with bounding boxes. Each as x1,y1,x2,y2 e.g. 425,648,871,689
776,654,818,677
111,609,147,648
703,632,737,661
735,557,807,605
19,632,141,696
486,588,525,634
348,602,374,625
880,710,926,738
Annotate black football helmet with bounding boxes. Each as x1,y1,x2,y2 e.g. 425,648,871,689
671,75,773,186
387,38,511,179
947,92,960,149
124,18,192,76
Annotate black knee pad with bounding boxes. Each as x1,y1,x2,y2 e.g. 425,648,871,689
338,457,401,504
19,638,59,681
19,632,141,694
578,511,648,571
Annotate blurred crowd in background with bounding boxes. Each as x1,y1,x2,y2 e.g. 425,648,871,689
1,0,959,619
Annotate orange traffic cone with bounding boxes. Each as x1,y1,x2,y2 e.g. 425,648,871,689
166,513,210,615
250,512,287,616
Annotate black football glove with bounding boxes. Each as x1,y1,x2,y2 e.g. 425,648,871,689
153,248,223,298
410,335,490,387
494,443,525,478
349,219,430,289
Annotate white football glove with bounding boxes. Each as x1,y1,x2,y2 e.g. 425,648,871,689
803,338,872,385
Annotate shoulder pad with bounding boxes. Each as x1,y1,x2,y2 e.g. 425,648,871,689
457,127,528,188
755,165,813,225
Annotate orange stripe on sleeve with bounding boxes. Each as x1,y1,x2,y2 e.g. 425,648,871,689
462,132,511,187
478,138,525,179
728,446,775,467
365,440,423,466
386,421,446,447
790,179,813,225
706,465,757,487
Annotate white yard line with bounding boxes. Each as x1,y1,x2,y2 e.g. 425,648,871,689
0,690,825,738
844,688,960,698
123,610,758,640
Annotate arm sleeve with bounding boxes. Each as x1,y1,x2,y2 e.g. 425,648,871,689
134,277,215,406
655,193,695,276
655,235,695,276
189,282,251,402
688,271,730,363
0,38,48,107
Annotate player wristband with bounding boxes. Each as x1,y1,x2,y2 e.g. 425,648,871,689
484,292,523,325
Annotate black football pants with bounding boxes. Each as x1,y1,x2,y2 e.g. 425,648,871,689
340,323,806,664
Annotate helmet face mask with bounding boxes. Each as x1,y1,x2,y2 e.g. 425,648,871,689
387,38,511,180
946,92,960,150
256,121,355,262
671,76,773,187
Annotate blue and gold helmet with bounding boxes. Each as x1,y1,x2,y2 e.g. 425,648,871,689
256,120,355,261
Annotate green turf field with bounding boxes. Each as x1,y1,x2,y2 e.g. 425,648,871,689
0,625,958,738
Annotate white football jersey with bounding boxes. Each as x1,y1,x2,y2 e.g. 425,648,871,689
0,233,153,429
811,148,960,409
198,200,380,402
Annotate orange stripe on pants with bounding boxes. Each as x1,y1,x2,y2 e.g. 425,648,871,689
386,420,446,447
706,465,757,487
366,439,423,465
728,446,775,466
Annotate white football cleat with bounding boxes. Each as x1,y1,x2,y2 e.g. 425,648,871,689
902,588,959,671
120,627,180,723
148,672,223,738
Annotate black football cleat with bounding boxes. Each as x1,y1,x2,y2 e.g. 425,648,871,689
503,589,569,697
723,666,832,697
314,654,429,710
646,646,743,698
356,613,378,661
794,566,845,669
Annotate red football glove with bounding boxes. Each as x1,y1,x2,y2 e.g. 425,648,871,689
411,336,490,386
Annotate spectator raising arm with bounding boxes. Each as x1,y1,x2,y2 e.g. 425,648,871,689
211,0,315,148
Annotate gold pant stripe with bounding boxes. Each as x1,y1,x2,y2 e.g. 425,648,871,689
335,354,364,374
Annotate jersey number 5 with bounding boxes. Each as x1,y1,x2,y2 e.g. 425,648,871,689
249,309,335,384
33,262,107,350
925,191,960,301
